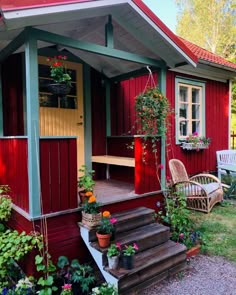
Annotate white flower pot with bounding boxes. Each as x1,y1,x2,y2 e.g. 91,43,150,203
107,255,119,270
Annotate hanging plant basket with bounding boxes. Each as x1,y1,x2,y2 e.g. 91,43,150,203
181,142,210,150
48,83,71,95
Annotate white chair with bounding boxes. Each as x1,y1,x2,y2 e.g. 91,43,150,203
216,150,236,181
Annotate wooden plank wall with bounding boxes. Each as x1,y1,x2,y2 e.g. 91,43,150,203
40,138,77,214
111,73,158,136
166,71,229,177
0,138,29,211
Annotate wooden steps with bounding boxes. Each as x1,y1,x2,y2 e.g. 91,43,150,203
79,207,187,294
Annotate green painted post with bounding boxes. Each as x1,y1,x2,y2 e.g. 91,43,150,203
105,15,114,48
83,64,92,169
105,80,111,137
158,68,167,191
25,37,41,218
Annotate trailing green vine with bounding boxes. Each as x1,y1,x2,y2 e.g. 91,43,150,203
135,86,170,138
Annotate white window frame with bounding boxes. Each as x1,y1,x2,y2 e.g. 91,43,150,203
175,77,206,144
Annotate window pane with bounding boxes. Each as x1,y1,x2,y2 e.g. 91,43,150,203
192,121,200,134
180,120,188,136
179,103,188,119
39,93,58,108
192,88,200,103
179,86,188,102
192,104,200,119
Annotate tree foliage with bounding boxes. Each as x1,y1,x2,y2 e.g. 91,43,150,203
175,0,236,122
175,0,236,59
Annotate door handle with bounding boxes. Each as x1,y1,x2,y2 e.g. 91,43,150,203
77,122,83,126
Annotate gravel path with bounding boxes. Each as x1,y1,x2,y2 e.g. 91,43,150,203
142,255,236,295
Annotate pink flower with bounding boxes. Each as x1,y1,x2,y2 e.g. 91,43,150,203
166,175,171,181
159,164,164,170
109,217,117,224
179,233,184,239
62,284,72,290
193,131,198,136
116,242,122,251
133,243,139,251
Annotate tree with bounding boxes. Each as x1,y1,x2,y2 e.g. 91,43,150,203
175,0,236,131
175,0,236,60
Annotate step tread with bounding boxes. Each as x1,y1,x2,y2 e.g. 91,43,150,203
111,207,155,221
91,223,170,253
106,240,186,279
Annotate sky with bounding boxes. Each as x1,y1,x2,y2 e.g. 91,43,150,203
142,0,178,33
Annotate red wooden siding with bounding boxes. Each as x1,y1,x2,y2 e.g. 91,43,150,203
134,137,161,194
40,138,77,214
2,54,24,136
91,68,106,156
166,71,229,177
0,138,29,211
111,73,158,136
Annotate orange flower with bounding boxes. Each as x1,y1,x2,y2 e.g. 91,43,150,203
85,191,93,197
88,196,96,203
102,211,111,218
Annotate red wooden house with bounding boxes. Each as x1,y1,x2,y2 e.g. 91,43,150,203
0,0,235,263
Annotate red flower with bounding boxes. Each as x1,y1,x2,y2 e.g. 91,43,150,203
62,284,72,290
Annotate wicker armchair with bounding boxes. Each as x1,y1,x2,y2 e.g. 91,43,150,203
168,159,223,213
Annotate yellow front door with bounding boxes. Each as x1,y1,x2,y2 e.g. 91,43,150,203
38,56,84,173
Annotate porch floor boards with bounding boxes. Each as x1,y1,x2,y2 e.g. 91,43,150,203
93,180,137,205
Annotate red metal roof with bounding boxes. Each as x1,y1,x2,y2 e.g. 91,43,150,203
179,37,236,70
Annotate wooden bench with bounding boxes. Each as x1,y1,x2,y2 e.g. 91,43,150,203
91,155,135,179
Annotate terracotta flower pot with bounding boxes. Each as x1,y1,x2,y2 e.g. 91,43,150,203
186,244,201,258
96,232,111,248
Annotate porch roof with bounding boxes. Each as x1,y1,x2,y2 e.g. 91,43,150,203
0,0,235,79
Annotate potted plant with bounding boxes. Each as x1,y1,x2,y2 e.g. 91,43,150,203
78,165,96,204
91,283,118,295
181,132,211,151
96,211,117,248
81,195,101,228
46,55,72,95
107,243,120,270
121,243,138,270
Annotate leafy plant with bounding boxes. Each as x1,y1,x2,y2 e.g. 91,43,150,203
0,230,42,288
47,55,72,86
96,211,117,235
107,243,120,258
159,191,201,249
78,165,95,193
81,195,101,214
35,253,57,295
0,185,12,222
135,86,171,138
91,283,118,295
122,243,138,256
183,131,211,146
56,255,96,294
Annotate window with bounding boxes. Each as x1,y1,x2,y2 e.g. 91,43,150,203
175,78,205,143
38,64,78,109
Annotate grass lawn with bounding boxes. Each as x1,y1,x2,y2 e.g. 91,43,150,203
189,201,236,262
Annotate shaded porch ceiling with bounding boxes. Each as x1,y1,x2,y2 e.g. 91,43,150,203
0,1,198,78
